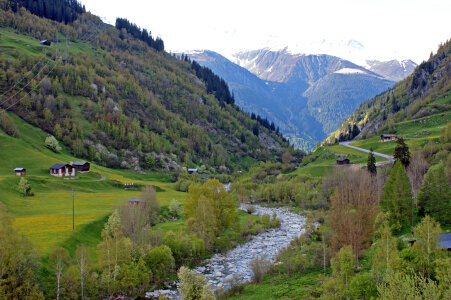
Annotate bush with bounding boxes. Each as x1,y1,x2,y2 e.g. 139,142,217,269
0,110,19,137
144,245,175,283
17,177,33,197
178,266,215,300
250,257,271,283
45,135,61,152
168,199,183,218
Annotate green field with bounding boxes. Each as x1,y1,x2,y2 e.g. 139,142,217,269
0,113,185,256
351,111,451,155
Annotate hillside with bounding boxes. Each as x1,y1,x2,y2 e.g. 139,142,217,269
325,39,451,144
0,5,290,174
188,49,394,151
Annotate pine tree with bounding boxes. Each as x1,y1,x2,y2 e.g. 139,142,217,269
394,137,410,167
417,163,451,224
367,148,377,175
381,160,413,231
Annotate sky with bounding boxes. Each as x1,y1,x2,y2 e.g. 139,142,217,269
80,0,451,64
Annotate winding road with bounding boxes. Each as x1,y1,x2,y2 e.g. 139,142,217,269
340,141,394,162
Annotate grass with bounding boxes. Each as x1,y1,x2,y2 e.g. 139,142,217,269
351,111,451,155
229,268,325,300
0,113,185,256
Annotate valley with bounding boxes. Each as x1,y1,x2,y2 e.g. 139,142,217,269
0,1,450,300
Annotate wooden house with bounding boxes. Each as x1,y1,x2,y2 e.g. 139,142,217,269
380,134,397,142
14,168,26,176
40,40,51,46
336,158,350,165
71,161,90,172
50,163,75,177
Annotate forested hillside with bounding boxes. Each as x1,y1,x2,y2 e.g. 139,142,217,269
326,39,451,144
0,1,291,172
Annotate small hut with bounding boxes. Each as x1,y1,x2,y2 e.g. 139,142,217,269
188,168,198,174
14,168,26,176
336,158,350,165
71,161,90,172
40,40,51,46
380,134,397,142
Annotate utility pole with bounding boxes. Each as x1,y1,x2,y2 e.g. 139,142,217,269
72,187,75,232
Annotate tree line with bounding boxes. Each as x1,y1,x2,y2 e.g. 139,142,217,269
7,0,85,24
115,17,164,52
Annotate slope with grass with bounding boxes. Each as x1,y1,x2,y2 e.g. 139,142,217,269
0,112,184,257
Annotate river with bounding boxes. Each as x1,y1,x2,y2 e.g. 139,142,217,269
146,205,305,299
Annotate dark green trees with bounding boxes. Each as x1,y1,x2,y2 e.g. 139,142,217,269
417,163,451,224
394,137,411,167
367,148,377,175
381,160,413,230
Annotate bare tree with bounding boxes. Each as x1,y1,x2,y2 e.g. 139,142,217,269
49,247,69,300
75,245,90,300
329,169,381,263
407,151,429,198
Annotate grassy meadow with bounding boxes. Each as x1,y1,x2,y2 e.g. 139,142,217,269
0,112,185,257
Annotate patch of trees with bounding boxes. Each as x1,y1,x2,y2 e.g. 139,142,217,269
8,0,85,24
190,60,235,106
115,18,164,52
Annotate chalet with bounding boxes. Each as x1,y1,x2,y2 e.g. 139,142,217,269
188,168,198,174
14,168,26,176
128,198,143,205
50,163,75,177
380,134,397,142
40,40,51,46
71,161,90,172
438,233,451,251
336,158,350,165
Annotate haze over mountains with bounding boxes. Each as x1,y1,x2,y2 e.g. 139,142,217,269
187,48,415,150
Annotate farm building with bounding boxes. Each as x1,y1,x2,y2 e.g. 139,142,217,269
336,158,350,165
71,161,90,172
128,198,143,205
40,40,51,46
380,134,397,142
14,168,26,176
188,168,198,174
50,163,75,177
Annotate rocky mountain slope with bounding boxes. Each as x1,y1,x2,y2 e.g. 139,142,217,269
188,49,396,150
366,59,417,81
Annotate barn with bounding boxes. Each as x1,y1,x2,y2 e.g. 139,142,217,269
380,134,397,142
50,163,75,177
336,158,350,165
71,161,90,172
14,168,26,176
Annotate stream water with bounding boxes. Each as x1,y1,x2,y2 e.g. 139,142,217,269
146,205,305,299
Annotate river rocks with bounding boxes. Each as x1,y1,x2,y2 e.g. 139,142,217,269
145,205,305,299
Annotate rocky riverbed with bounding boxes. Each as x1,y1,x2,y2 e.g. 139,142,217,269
146,205,305,299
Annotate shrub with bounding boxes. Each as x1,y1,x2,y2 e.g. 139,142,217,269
17,177,33,197
45,135,62,152
250,257,271,283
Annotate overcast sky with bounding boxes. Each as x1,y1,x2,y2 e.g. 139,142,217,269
80,0,451,64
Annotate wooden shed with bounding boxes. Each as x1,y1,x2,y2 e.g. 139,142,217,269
50,163,75,177
14,168,26,176
128,198,143,205
336,158,350,165
380,134,397,142
71,161,90,172
40,40,51,46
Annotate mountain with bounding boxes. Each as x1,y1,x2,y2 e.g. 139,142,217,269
325,39,451,143
0,6,290,173
187,49,395,150
366,59,417,81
